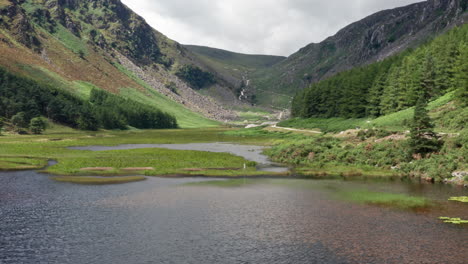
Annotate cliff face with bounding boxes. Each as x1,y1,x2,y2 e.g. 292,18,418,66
0,0,240,121
251,0,468,107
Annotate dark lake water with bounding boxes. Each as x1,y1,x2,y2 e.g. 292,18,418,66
1,168,467,264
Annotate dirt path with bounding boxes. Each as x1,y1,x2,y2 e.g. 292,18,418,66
271,124,322,134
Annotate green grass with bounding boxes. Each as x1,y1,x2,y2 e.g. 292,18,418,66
51,176,146,185
0,156,48,170
438,217,468,225
337,190,429,209
119,88,218,128
185,45,285,69
295,165,400,178
0,128,278,177
279,118,368,133
224,126,300,140
47,147,250,176
18,65,99,100
51,24,88,55
448,196,468,203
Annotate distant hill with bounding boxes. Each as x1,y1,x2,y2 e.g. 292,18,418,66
185,45,285,71
250,0,468,108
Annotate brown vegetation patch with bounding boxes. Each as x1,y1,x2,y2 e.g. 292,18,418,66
182,168,241,172
0,28,143,96
80,167,114,171
121,167,154,171
182,168,205,172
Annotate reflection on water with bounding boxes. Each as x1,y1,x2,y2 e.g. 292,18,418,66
0,170,467,264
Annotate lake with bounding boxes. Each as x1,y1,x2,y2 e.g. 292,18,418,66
1,168,467,263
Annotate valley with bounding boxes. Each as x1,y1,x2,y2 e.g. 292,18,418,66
0,0,467,263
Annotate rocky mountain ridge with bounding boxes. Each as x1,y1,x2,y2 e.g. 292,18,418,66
250,0,468,107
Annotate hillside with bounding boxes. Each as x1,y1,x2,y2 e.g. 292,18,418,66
0,0,247,128
185,45,285,73
290,23,467,127
250,0,468,107
185,45,285,103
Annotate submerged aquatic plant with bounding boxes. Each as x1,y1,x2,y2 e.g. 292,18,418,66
338,190,429,209
438,217,468,225
448,196,468,203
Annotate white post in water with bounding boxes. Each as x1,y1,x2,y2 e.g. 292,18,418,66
243,163,246,185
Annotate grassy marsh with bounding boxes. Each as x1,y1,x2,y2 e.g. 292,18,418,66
0,127,279,177
0,156,48,170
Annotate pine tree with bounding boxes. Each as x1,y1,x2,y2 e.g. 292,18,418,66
420,53,437,98
453,43,468,106
409,95,442,156
29,117,48,135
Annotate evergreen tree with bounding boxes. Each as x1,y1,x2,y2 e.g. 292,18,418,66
420,53,437,98
453,43,468,106
29,117,48,135
409,96,441,156
366,74,385,116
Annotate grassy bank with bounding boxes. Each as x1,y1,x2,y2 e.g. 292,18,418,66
224,125,467,183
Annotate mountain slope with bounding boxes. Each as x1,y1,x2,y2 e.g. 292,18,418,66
251,0,468,108
185,45,285,102
0,0,243,127
289,23,468,131
185,45,285,73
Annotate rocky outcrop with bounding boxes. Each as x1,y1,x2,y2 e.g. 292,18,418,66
445,171,468,186
0,2,41,51
117,54,237,122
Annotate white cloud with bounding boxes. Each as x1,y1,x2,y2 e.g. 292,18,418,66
121,0,422,56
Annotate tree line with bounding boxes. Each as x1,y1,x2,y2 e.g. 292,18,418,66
292,24,468,119
0,68,178,132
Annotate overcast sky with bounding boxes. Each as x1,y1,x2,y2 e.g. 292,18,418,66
121,0,422,56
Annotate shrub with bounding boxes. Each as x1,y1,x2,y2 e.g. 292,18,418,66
11,112,28,129
0,117,4,135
